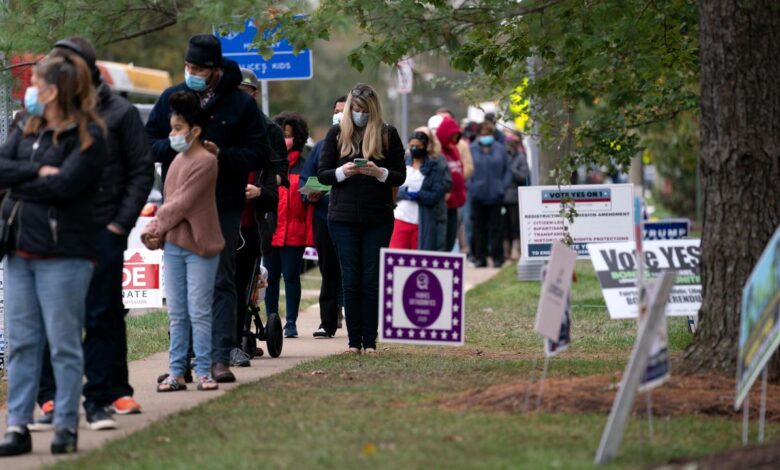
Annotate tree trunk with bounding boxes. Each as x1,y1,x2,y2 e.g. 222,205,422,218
683,1,780,374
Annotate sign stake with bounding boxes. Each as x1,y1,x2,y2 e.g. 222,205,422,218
742,395,750,446
536,355,550,410
645,391,654,441
759,366,768,443
522,357,539,413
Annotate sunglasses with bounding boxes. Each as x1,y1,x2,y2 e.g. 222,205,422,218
351,88,374,98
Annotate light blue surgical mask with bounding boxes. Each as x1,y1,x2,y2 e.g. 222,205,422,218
479,135,495,146
169,132,193,153
185,70,208,92
24,86,45,117
332,112,343,126
352,111,369,128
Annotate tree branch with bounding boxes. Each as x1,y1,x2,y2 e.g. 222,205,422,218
101,17,178,45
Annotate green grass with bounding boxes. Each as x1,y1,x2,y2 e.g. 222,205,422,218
126,311,170,361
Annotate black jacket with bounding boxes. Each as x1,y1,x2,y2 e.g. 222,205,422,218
145,58,273,213
317,124,406,225
252,167,279,256
0,122,106,258
94,84,154,233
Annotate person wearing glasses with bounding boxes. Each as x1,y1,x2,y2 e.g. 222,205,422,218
317,84,406,355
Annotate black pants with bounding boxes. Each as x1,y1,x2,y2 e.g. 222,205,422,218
38,228,133,412
471,201,504,266
235,226,261,347
445,207,459,252
212,211,242,364
314,216,341,335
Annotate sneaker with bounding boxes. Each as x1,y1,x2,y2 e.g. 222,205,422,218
284,323,298,338
0,426,32,456
28,400,55,432
50,427,78,454
86,408,117,431
111,396,142,415
313,327,333,338
230,347,251,367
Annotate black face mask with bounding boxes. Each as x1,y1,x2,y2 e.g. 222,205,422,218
410,147,427,159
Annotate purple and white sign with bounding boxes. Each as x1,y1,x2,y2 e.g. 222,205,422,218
379,248,465,346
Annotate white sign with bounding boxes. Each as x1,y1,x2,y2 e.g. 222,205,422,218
587,239,701,319
535,241,577,341
123,249,163,309
379,248,465,346
397,59,414,94
518,184,634,259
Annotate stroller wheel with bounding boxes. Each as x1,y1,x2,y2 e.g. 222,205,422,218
266,313,283,358
241,334,258,358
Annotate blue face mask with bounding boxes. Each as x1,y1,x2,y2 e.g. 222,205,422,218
352,111,369,128
185,70,208,92
479,135,495,146
24,86,45,117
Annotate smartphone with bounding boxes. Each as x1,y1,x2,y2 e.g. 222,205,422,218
354,158,367,167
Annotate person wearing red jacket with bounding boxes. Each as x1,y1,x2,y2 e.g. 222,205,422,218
263,112,313,338
435,116,467,251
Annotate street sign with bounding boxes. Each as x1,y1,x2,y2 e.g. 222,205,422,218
397,59,414,94
216,19,313,81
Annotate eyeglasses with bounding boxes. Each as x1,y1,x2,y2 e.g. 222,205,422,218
351,88,374,98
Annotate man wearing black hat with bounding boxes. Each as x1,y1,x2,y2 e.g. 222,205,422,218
28,36,154,433
145,34,273,383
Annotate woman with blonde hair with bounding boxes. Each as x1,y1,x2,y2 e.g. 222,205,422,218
318,83,406,354
0,54,106,456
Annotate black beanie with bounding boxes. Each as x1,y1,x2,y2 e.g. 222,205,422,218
52,38,101,86
185,34,222,68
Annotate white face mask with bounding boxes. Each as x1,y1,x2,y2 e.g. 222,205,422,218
332,112,343,126
169,132,192,153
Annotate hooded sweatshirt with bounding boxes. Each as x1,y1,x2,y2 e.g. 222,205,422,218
435,117,466,209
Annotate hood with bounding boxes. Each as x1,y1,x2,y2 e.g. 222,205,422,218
214,58,243,95
435,116,462,149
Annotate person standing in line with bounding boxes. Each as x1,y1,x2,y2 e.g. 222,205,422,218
264,112,313,339
435,116,467,252
468,120,512,268
229,68,283,367
0,55,107,456
145,34,272,383
411,126,451,251
29,36,154,433
318,84,406,354
142,91,224,393
299,96,347,338
501,132,530,261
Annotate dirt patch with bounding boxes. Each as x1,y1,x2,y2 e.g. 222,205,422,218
439,372,780,421
664,441,780,469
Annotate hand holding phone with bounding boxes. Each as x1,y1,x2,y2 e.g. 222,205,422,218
354,158,367,167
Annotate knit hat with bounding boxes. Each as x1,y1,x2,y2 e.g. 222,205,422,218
185,34,222,68
240,68,259,89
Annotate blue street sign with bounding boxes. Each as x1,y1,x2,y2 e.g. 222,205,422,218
216,19,313,81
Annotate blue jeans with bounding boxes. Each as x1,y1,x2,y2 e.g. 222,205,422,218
164,242,219,378
263,246,305,325
5,255,93,429
212,210,242,364
328,220,394,350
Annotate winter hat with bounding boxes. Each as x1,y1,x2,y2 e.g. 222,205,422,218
427,114,444,132
185,34,222,68
52,37,101,86
240,68,259,89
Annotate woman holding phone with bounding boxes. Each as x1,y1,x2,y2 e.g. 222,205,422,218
317,83,406,354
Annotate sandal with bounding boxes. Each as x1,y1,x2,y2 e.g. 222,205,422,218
157,367,193,384
197,376,219,391
341,347,361,355
157,375,187,392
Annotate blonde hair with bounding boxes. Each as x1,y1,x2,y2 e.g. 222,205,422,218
413,126,442,158
339,83,385,159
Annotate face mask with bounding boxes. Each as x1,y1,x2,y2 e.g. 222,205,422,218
185,70,208,92
352,111,369,128
285,137,294,151
24,86,45,117
169,132,193,153
332,112,343,126
410,147,427,159
479,135,495,146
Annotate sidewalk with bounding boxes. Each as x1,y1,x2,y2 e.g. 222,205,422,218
0,266,500,469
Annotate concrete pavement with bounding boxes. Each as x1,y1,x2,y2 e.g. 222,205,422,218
0,266,500,469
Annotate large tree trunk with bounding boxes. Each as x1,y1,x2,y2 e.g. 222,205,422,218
683,1,780,374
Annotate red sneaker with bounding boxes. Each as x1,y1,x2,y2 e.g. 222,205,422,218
111,396,142,415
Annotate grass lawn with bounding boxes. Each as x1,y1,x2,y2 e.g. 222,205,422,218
50,261,767,470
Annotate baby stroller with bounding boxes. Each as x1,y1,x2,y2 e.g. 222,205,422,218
241,260,283,358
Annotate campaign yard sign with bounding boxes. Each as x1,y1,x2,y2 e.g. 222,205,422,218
643,219,690,240
379,249,465,346
587,239,701,319
123,250,163,309
535,241,577,341
518,184,634,259
736,227,780,409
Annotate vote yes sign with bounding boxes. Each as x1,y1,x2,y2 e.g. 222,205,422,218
122,250,163,309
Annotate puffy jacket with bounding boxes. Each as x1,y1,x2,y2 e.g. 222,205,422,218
317,124,406,225
435,117,466,209
145,58,273,213
0,122,106,258
94,84,154,234
271,151,313,247
503,148,531,204
468,140,513,205
397,152,452,250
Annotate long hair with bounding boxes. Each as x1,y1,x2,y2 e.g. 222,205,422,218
414,126,442,158
24,55,105,150
339,83,385,160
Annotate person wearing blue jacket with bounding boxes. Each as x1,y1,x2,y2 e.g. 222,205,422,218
468,121,512,268
145,34,274,384
299,96,347,338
